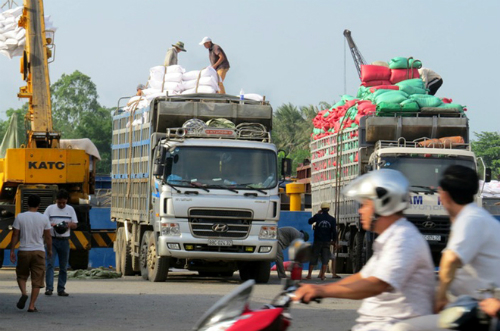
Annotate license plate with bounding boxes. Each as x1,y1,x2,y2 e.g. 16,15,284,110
208,239,233,246
423,235,441,241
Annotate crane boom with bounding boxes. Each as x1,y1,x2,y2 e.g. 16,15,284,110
343,29,366,80
17,0,58,148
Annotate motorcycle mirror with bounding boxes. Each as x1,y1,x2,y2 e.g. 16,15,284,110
288,239,311,263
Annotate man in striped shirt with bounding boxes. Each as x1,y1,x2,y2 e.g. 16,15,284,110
44,189,78,297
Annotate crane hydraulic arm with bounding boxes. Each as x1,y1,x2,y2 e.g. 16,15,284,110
343,29,366,80
17,0,58,148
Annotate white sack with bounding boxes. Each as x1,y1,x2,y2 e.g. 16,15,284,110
181,76,219,90
182,86,217,94
243,93,264,102
148,79,181,91
183,70,201,81
149,65,185,81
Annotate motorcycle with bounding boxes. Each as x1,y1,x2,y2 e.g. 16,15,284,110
438,286,500,331
192,240,318,331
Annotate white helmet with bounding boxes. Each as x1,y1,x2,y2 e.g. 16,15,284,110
342,169,410,216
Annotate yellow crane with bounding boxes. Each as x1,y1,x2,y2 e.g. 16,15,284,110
0,0,98,268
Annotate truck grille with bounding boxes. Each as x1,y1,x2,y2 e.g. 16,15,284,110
406,216,451,244
189,209,253,239
183,243,255,253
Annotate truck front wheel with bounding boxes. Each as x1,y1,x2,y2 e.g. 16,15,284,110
238,261,271,284
146,233,169,282
140,231,152,280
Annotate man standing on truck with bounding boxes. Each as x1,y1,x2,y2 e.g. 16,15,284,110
44,189,78,297
163,41,186,66
295,170,435,331
276,227,309,279
418,67,443,96
199,36,230,94
391,165,500,330
305,202,338,280
10,195,52,312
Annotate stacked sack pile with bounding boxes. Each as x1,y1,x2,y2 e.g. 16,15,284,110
0,6,56,59
125,65,220,112
312,57,466,140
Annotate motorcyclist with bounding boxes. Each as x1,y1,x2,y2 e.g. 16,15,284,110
391,165,500,331
294,169,435,331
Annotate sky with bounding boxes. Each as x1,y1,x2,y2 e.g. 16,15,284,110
1,0,499,139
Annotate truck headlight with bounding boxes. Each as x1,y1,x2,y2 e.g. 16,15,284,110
259,226,277,239
161,222,181,236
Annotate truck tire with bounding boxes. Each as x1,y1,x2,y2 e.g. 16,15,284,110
253,261,271,284
139,231,152,280
117,227,134,276
238,261,270,284
146,233,169,282
115,228,122,274
69,250,89,270
351,231,364,273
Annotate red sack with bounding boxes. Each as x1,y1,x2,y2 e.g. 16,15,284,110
390,68,420,84
361,65,391,82
361,80,392,87
369,85,399,93
357,100,376,113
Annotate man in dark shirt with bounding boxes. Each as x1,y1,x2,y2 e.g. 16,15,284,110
306,202,338,280
199,36,230,94
275,227,309,279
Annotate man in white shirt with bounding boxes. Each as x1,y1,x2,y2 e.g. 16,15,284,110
391,165,500,330
44,189,78,297
10,194,52,312
294,170,435,331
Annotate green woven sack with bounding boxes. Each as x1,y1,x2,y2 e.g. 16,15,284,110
398,85,427,95
440,103,465,112
376,102,401,113
333,100,345,108
410,95,443,108
357,86,370,99
389,57,423,69
374,91,409,104
206,118,236,128
396,78,425,89
400,100,420,112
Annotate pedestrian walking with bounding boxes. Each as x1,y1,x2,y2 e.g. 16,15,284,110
306,202,339,280
10,194,52,312
199,36,230,94
44,189,78,297
275,227,309,279
163,41,186,66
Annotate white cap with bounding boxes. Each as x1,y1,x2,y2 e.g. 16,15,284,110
199,37,212,45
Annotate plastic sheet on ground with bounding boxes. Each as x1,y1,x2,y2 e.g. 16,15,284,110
67,267,121,279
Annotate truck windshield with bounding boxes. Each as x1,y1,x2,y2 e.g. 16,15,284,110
379,155,476,190
165,146,277,190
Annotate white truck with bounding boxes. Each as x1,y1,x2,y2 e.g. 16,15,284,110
112,94,282,282
310,111,487,272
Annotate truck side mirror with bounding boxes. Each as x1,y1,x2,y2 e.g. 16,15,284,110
485,168,492,183
281,158,292,178
153,158,164,177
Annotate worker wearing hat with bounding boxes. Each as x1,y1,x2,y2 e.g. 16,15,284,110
136,84,146,96
164,41,186,67
305,202,339,280
199,36,230,94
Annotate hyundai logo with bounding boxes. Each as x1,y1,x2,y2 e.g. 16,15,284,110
212,223,229,233
422,221,436,228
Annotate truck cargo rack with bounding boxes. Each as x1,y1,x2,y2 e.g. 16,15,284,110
375,138,471,151
165,125,271,142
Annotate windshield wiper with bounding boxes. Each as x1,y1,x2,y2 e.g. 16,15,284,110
167,180,210,192
165,182,181,194
410,185,437,195
243,186,267,195
210,185,239,193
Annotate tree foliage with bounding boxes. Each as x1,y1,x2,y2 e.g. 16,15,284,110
272,102,326,174
0,70,111,174
472,131,500,179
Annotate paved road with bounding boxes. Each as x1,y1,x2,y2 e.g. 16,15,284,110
0,268,359,331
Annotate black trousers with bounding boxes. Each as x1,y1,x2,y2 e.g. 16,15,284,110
427,78,443,96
